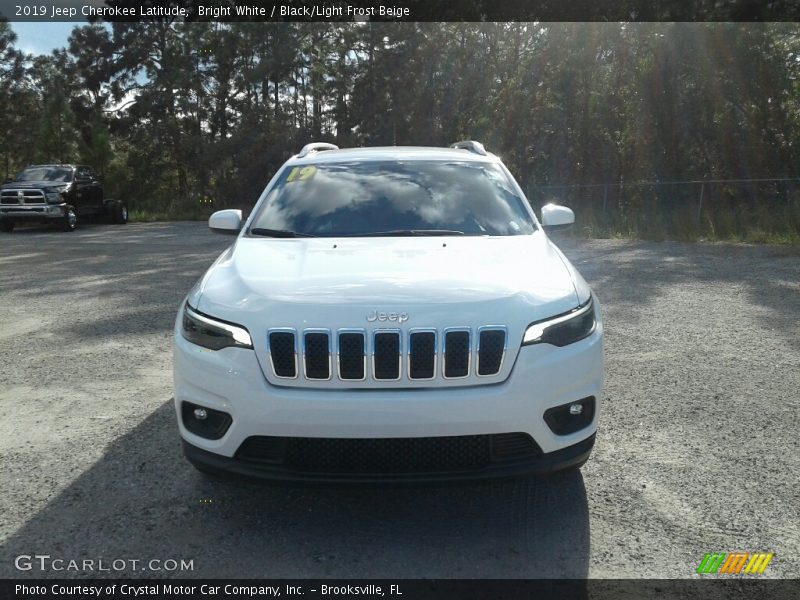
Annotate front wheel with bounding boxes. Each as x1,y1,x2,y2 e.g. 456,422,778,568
115,202,128,224
63,207,78,232
0,221,13,233
107,201,128,224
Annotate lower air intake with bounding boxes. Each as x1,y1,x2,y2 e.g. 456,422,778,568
235,433,541,474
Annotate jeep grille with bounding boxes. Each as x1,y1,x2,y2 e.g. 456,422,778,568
266,326,507,384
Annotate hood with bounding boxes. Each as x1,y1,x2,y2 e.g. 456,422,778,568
1,181,67,190
190,230,588,389
193,230,580,325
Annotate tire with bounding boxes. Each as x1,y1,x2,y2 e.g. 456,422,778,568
115,202,128,224
107,201,128,224
0,221,13,233
63,207,78,232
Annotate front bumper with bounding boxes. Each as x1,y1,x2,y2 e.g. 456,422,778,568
0,204,65,222
173,305,604,481
182,433,595,484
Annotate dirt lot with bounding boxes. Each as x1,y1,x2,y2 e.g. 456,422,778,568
1,222,798,579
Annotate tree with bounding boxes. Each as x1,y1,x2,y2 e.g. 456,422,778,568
0,22,37,177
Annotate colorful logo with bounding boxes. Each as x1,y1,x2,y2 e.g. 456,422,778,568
696,552,774,574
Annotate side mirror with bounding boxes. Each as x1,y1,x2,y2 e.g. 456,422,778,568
209,209,243,235
541,203,575,230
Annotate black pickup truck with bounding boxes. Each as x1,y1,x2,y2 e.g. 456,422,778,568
0,164,127,232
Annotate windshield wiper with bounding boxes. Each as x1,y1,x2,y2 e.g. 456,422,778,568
353,229,466,237
250,228,317,238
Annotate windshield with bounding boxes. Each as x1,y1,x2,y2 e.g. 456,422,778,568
249,160,536,237
16,166,73,182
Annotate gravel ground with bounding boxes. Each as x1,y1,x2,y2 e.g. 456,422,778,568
0,222,798,579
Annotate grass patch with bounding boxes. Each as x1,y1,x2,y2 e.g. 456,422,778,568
572,200,800,244
572,225,800,244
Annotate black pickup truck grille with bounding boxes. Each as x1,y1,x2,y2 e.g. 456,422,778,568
0,189,46,204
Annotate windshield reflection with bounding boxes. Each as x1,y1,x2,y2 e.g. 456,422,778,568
251,161,535,237
17,167,73,182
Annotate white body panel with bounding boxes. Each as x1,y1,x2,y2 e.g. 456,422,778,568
174,307,603,455
192,231,583,389
174,145,604,475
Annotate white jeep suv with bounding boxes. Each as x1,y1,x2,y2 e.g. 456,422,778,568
173,141,603,483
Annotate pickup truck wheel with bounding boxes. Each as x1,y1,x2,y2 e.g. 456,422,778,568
0,221,13,233
115,203,128,224
63,208,78,232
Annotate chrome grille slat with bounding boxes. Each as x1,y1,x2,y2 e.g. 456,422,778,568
477,326,508,377
303,329,331,380
408,329,436,380
267,329,298,378
267,326,506,382
373,329,401,381
337,329,366,381
443,328,471,379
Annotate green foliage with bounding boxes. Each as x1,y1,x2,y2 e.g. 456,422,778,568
0,22,38,177
0,22,799,242
34,92,78,163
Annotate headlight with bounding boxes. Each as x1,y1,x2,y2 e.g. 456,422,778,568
522,296,596,347
45,184,69,203
181,304,253,350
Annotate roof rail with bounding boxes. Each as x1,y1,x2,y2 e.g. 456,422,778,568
449,140,487,156
297,142,339,158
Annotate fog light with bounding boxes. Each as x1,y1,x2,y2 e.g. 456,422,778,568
544,397,595,435
181,402,232,440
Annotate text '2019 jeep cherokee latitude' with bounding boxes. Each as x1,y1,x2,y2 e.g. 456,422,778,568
174,141,604,483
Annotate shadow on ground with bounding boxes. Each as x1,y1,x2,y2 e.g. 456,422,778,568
1,402,590,579
7,225,797,579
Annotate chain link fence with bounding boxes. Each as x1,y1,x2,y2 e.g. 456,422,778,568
526,178,800,241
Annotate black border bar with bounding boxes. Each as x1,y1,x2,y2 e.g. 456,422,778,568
2,0,800,22
3,579,800,600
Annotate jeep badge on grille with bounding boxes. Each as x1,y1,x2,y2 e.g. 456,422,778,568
367,310,409,323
